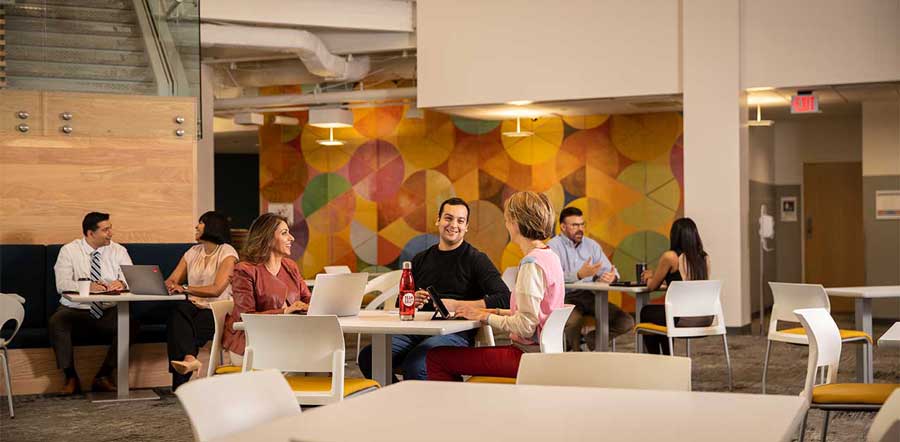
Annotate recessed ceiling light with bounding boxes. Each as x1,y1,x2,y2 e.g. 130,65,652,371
746,86,775,92
507,100,533,106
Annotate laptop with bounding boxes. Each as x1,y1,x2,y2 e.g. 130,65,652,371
121,265,172,296
306,272,369,316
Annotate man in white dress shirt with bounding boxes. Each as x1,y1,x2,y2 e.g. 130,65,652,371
49,212,137,394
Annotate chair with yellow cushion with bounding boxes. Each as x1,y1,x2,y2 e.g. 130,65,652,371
241,314,380,406
467,304,575,384
793,308,899,442
633,280,732,391
206,299,243,377
763,283,873,394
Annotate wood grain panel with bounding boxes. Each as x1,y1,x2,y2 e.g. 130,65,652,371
0,90,42,134
5,344,213,395
43,92,196,138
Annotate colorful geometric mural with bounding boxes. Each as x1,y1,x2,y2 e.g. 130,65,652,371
259,106,685,311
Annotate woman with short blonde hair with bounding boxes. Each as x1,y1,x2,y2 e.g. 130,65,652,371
426,191,565,381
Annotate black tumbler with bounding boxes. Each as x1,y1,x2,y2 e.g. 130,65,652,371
635,263,647,283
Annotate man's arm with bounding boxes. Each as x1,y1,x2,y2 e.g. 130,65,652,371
54,246,78,294
472,253,510,309
591,241,617,279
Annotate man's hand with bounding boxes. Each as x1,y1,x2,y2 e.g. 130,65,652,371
576,258,604,280
106,280,126,292
597,268,617,283
284,300,309,314
90,282,108,293
413,289,431,309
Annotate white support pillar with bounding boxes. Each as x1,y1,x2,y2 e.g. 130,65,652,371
683,0,751,328
197,64,216,218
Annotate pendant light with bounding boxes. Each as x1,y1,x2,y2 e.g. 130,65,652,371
316,127,344,146
748,104,774,127
502,117,534,138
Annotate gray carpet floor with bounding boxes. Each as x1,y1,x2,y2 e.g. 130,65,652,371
1,316,897,442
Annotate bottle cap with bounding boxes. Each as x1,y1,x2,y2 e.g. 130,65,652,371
402,261,411,269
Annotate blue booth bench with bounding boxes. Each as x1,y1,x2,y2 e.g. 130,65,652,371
0,243,194,349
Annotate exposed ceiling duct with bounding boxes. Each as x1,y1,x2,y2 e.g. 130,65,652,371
214,86,418,113
201,23,371,82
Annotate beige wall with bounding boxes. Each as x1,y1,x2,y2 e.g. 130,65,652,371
0,90,197,244
416,0,682,108
773,116,862,185
862,100,900,176
750,127,776,184
742,0,900,89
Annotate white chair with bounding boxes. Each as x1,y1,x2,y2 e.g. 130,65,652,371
176,369,300,442
324,265,352,274
763,282,872,394
206,299,239,377
794,308,899,442
0,294,24,418
355,270,402,360
241,314,380,405
867,390,900,442
467,304,574,384
501,266,519,291
634,280,732,391
516,352,692,391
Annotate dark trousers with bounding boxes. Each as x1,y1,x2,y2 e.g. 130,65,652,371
564,290,635,351
48,305,138,379
639,305,713,355
358,330,475,381
167,301,215,390
426,345,524,381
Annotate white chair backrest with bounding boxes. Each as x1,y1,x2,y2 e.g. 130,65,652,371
363,270,402,311
664,280,725,337
324,265,351,274
0,295,25,346
206,299,234,377
539,304,575,354
516,352,691,391
176,369,300,442
794,308,843,402
242,314,344,373
768,282,830,333
867,389,900,442
501,267,519,292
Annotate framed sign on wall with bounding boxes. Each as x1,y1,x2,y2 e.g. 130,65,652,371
780,196,798,222
875,190,900,220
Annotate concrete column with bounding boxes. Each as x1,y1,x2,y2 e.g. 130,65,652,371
197,64,216,218
682,0,751,327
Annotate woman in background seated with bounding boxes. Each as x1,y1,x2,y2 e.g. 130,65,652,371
639,217,712,355
165,211,238,390
426,192,564,381
222,213,311,367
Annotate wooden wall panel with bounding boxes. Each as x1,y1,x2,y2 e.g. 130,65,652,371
43,92,196,138
0,90,42,133
0,90,197,244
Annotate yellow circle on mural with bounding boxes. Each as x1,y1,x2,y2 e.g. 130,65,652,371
500,241,525,273
610,112,682,162
500,117,564,165
300,125,363,172
396,110,455,170
563,115,610,130
465,200,508,267
543,182,565,220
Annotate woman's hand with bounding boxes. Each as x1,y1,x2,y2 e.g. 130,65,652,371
284,300,309,314
641,269,654,283
454,304,490,321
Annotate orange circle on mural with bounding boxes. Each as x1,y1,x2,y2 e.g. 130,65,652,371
396,110,455,170
465,200,509,266
353,106,405,139
563,115,610,130
610,112,682,162
260,143,307,203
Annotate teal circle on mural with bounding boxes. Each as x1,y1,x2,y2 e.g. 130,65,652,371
612,230,670,282
451,116,501,135
399,233,439,265
301,173,353,218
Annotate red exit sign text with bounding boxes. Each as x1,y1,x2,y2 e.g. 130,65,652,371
791,94,819,114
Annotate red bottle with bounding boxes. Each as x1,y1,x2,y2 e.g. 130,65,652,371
399,261,416,321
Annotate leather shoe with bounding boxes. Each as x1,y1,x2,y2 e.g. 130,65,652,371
61,377,82,395
91,376,117,393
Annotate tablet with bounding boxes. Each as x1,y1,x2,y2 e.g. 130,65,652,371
425,286,452,319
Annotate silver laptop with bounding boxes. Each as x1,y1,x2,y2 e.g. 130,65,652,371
307,273,369,316
121,265,171,296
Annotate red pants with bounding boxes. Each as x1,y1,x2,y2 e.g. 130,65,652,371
426,345,524,381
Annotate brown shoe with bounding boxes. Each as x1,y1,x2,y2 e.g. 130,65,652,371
61,377,82,395
91,376,117,393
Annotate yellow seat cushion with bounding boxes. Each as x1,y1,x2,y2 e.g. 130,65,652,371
466,376,516,384
284,375,381,396
781,327,873,344
634,322,667,334
214,365,243,375
812,383,900,405
361,292,379,307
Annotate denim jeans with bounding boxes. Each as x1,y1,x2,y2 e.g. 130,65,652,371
358,331,475,381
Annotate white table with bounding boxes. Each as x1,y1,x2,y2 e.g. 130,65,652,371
63,293,185,402
878,322,900,348
213,381,808,442
565,282,656,351
234,310,481,387
825,286,900,383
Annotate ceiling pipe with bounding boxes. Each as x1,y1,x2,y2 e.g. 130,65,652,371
201,23,370,81
215,87,417,111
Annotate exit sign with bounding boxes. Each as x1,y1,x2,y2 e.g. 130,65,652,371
791,94,819,114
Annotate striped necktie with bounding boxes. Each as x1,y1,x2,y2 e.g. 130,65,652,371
88,250,104,319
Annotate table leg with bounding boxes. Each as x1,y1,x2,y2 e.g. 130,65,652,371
635,293,649,353
855,299,873,383
371,334,392,386
90,302,157,403
594,291,609,352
